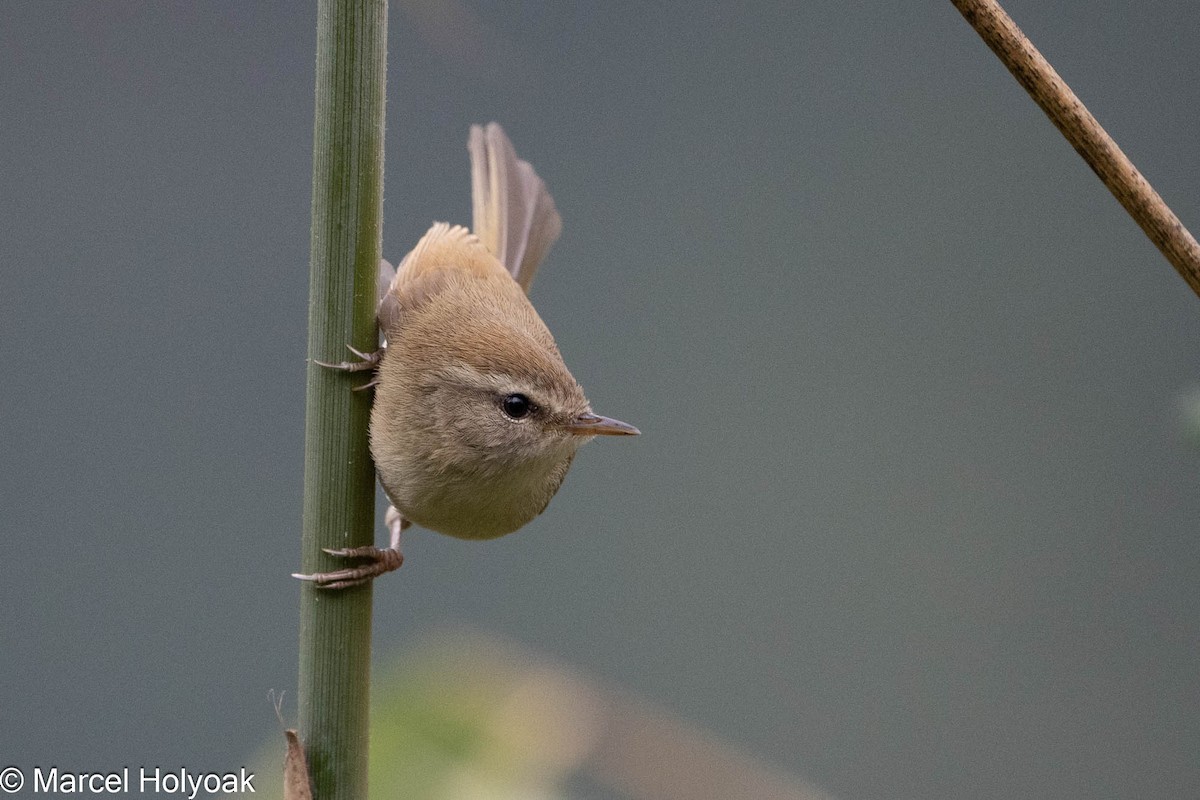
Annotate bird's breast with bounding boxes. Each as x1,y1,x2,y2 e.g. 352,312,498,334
387,450,575,540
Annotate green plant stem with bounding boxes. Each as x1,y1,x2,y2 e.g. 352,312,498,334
298,2,387,799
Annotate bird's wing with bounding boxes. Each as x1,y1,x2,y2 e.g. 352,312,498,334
377,257,399,334
378,222,505,332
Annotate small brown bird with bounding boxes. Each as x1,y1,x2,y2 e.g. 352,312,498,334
296,123,638,589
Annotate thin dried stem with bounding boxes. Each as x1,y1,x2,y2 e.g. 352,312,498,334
951,0,1200,298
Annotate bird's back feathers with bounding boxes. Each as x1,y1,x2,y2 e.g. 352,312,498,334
378,123,562,332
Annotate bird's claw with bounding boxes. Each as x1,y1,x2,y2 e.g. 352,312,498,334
292,546,404,590
314,345,383,391
314,345,382,373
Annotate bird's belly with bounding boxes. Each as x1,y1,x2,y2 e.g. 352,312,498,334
384,459,567,540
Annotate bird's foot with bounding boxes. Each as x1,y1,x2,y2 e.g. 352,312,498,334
292,546,403,590
314,346,383,390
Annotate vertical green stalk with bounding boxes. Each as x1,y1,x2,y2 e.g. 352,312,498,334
298,2,387,799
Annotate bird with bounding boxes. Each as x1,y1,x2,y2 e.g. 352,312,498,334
295,123,638,589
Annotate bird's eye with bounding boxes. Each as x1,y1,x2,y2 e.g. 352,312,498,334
501,393,533,420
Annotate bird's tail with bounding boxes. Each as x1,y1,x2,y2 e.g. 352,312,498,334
469,122,563,293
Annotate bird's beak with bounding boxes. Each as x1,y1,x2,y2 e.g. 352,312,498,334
564,411,640,436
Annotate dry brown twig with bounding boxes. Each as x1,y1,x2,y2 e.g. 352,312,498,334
951,0,1200,299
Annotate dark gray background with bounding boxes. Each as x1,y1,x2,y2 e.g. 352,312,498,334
2,2,1198,798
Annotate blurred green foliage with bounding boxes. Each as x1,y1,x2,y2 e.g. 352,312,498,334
248,631,592,800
